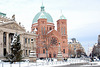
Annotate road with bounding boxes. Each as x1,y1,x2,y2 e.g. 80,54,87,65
54,64,100,67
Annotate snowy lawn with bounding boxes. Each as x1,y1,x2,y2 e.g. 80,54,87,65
0,61,70,67
0,62,29,67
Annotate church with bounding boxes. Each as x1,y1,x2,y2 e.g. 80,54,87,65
31,4,68,59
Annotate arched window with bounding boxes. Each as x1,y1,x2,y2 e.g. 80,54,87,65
61,27,63,35
53,53,56,58
41,27,43,35
43,49,45,54
64,27,65,35
63,49,65,53
44,27,45,34
47,27,48,31
50,27,52,30
36,28,38,30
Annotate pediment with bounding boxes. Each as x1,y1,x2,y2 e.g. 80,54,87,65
0,22,25,32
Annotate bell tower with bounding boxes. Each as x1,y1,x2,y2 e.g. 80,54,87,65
57,14,68,57
57,14,67,36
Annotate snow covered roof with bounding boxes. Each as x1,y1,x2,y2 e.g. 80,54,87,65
47,29,54,34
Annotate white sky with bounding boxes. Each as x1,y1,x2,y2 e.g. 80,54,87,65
0,0,100,53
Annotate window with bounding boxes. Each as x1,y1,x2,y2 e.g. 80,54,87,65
61,27,63,35
28,39,30,44
47,27,48,30
26,50,27,55
4,48,6,56
74,45,76,48
63,49,65,53
63,41,65,43
74,48,76,50
25,38,27,44
50,27,52,30
36,28,38,30
3,32,6,45
41,27,43,35
43,49,45,54
44,27,45,34
64,27,65,35
29,50,30,55
53,53,56,58
42,21,44,24
31,39,33,41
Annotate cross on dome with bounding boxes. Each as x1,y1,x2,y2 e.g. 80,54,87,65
41,1,45,11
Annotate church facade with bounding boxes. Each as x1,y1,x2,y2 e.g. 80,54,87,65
31,4,68,58
0,12,37,60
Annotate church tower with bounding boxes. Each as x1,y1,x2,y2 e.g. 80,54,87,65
57,14,68,57
31,4,55,58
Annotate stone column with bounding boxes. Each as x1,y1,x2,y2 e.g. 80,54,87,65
6,32,9,53
0,30,3,57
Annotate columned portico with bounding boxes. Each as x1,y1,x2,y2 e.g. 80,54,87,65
0,21,37,60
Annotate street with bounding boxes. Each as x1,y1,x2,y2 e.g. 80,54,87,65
55,64,100,67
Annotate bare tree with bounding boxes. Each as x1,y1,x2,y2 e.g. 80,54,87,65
37,34,58,60
76,49,82,58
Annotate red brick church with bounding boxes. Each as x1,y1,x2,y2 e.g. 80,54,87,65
31,4,68,59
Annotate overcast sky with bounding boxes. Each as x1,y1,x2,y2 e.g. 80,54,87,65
0,0,100,53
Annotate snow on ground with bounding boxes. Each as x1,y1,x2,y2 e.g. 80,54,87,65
0,58,100,67
0,62,29,67
0,61,70,67
81,61,100,67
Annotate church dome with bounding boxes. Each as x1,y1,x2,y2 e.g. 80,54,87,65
32,4,53,24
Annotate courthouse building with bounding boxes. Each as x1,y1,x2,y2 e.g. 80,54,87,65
31,4,68,58
0,12,37,59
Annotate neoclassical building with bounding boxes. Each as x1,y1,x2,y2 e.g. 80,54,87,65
0,12,37,60
31,4,68,58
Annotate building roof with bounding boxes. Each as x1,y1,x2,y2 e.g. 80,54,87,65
0,12,6,17
32,4,53,24
39,13,47,19
60,14,66,19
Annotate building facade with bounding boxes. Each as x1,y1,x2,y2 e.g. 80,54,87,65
31,4,68,58
68,38,85,57
0,12,37,59
92,35,100,58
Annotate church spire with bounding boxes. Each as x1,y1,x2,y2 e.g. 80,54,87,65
41,1,45,11
60,10,66,19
